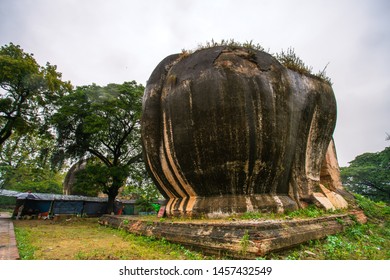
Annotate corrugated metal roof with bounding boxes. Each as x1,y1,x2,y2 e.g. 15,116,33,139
0,189,106,202
0,189,163,204
0,189,20,197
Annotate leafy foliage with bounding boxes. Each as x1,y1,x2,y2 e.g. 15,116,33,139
0,43,71,146
354,193,390,220
341,147,390,204
0,131,63,193
51,81,145,212
122,164,162,200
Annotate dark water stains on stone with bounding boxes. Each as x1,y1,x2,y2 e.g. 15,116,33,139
141,46,338,217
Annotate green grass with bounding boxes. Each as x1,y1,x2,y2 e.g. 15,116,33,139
13,194,389,260
13,218,209,260
263,195,390,260
228,204,343,221
13,227,36,260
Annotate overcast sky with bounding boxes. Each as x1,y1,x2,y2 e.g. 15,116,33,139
1,0,389,166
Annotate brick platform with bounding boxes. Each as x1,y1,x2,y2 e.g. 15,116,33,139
0,213,20,260
99,210,366,259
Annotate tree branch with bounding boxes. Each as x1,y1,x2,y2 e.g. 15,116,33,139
126,153,143,166
87,148,112,167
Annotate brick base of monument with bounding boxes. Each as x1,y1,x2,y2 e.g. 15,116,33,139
99,210,366,259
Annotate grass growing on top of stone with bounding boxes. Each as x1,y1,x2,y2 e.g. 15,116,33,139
230,204,343,221
183,39,332,84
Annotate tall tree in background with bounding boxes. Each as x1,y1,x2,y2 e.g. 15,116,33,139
0,43,71,146
340,146,390,204
0,131,64,193
52,81,144,213
0,43,70,192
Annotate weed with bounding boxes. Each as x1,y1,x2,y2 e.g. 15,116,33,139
354,194,390,221
14,227,36,259
182,39,332,83
240,230,251,255
286,205,324,219
240,211,263,220
336,217,345,225
275,48,312,75
195,39,265,53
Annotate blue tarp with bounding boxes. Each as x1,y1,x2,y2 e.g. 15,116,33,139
52,201,84,215
2,189,165,217
83,201,107,216
23,200,52,214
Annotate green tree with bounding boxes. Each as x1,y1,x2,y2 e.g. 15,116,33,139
52,81,144,213
340,147,390,203
122,163,163,212
123,163,162,201
0,43,71,146
0,131,64,193
71,159,110,197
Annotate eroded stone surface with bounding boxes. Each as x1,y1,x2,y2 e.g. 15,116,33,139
320,139,343,191
319,184,348,209
141,46,337,217
312,192,336,211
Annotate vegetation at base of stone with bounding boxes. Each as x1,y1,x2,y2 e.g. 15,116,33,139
231,205,339,221
285,205,328,218
354,193,390,221
341,146,390,204
185,39,332,84
14,218,208,260
239,230,250,255
264,195,390,260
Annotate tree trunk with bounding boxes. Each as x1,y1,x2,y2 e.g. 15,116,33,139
106,187,119,214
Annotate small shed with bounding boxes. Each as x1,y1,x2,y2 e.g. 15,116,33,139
0,189,166,218
0,190,134,218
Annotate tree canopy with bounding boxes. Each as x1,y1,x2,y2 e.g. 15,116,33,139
0,131,64,193
51,81,145,212
340,146,390,204
0,43,70,193
0,43,71,146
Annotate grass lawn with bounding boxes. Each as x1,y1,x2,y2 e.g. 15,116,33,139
13,217,209,260
13,194,390,260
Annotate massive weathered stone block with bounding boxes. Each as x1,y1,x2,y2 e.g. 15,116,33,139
141,46,338,217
